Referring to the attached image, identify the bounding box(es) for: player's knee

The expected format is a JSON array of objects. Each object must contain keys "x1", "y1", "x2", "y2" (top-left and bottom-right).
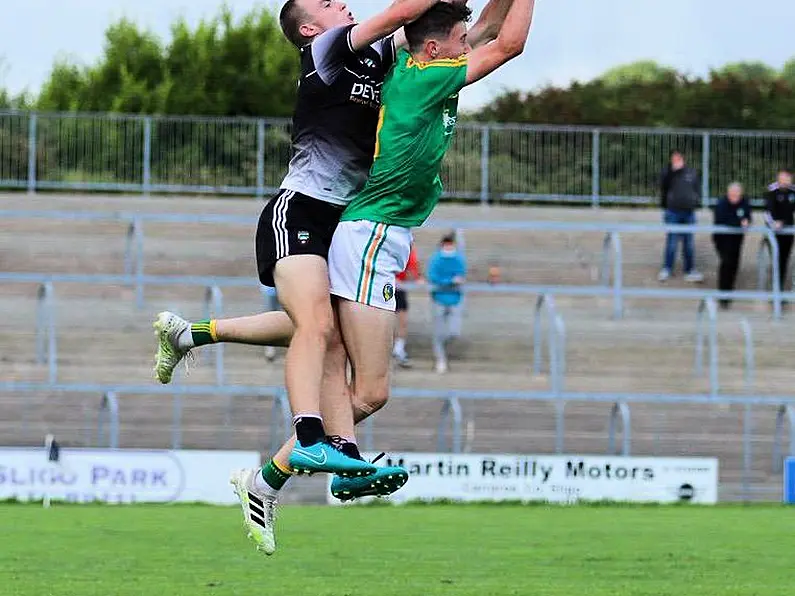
[
  {"x1": 355, "y1": 381, "x2": 390, "y2": 415},
  {"x1": 293, "y1": 303, "x2": 335, "y2": 345}
]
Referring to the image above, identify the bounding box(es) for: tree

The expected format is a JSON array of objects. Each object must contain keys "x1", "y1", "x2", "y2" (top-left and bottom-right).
[
  {"x1": 715, "y1": 61, "x2": 778, "y2": 83},
  {"x1": 599, "y1": 60, "x2": 678, "y2": 86},
  {"x1": 782, "y1": 57, "x2": 795, "y2": 88},
  {"x1": 473, "y1": 60, "x2": 795, "y2": 131},
  {"x1": 35, "y1": 6, "x2": 299, "y2": 117}
]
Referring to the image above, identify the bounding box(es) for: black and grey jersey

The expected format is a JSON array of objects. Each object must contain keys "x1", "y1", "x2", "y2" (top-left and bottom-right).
[
  {"x1": 764, "y1": 182, "x2": 795, "y2": 227},
  {"x1": 280, "y1": 25, "x2": 396, "y2": 206}
]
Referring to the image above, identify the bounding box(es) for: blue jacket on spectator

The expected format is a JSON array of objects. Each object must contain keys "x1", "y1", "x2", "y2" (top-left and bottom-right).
[{"x1": 428, "y1": 249, "x2": 467, "y2": 307}]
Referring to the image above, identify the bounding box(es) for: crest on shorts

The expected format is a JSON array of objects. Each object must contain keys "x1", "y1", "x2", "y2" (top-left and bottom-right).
[
  {"x1": 297, "y1": 231, "x2": 310, "y2": 245},
  {"x1": 383, "y1": 283, "x2": 394, "y2": 302}
]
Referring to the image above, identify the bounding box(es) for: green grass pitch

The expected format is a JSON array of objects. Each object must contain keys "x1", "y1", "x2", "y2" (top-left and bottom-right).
[{"x1": 1, "y1": 503, "x2": 792, "y2": 596}]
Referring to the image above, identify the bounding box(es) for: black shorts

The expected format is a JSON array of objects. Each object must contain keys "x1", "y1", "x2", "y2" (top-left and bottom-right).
[
  {"x1": 395, "y1": 288, "x2": 408, "y2": 311},
  {"x1": 256, "y1": 189, "x2": 343, "y2": 287}
]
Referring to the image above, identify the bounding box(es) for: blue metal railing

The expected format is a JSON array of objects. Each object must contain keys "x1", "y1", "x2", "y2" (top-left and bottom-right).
[{"x1": 2, "y1": 208, "x2": 792, "y2": 317}]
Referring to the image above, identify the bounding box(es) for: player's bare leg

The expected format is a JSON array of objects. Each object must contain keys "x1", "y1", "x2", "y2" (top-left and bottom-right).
[
  {"x1": 270, "y1": 255, "x2": 374, "y2": 476},
  {"x1": 329, "y1": 299, "x2": 408, "y2": 500},
  {"x1": 153, "y1": 310, "x2": 293, "y2": 384}
]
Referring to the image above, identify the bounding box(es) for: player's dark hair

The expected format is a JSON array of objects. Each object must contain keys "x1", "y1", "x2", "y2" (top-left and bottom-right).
[
  {"x1": 669, "y1": 149, "x2": 683, "y2": 159},
  {"x1": 440, "y1": 232, "x2": 457, "y2": 245},
  {"x1": 280, "y1": 0, "x2": 313, "y2": 48},
  {"x1": 779, "y1": 168, "x2": 792, "y2": 175},
  {"x1": 404, "y1": 3, "x2": 473, "y2": 54}
]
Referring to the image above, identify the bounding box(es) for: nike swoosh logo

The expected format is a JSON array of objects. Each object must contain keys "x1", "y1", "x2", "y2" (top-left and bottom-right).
[{"x1": 294, "y1": 448, "x2": 327, "y2": 466}]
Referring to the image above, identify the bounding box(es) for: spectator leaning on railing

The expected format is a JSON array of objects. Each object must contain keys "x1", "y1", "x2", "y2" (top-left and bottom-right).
[
  {"x1": 764, "y1": 168, "x2": 795, "y2": 293},
  {"x1": 712, "y1": 182, "x2": 751, "y2": 310},
  {"x1": 658, "y1": 150, "x2": 704, "y2": 283},
  {"x1": 427, "y1": 233, "x2": 467, "y2": 375}
]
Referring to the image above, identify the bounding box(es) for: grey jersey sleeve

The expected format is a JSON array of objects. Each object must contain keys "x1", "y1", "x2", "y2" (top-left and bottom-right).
[
  {"x1": 375, "y1": 36, "x2": 397, "y2": 72},
  {"x1": 310, "y1": 25, "x2": 356, "y2": 85}
]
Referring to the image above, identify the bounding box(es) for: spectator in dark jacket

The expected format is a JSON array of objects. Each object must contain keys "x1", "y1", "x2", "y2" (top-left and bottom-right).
[
  {"x1": 658, "y1": 150, "x2": 704, "y2": 283},
  {"x1": 764, "y1": 169, "x2": 795, "y2": 292},
  {"x1": 712, "y1": 182, "x2": 751, "y2": 309}
]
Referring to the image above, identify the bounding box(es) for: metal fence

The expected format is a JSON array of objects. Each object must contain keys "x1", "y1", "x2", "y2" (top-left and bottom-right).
[{"x1": 2, "y1": 110, "x2": 795, "y2": 205}]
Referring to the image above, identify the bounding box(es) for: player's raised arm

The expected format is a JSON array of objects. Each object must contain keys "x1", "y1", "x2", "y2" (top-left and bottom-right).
[
  {"x1": 350, "y1": 0, "x2": 444, "y2": 50},
  {"x1": 465, "y1": 0, "x2": 534, "y2": 85},
  {"x1": 467, "y1": 0, "x2": 515, "y2": 49}
]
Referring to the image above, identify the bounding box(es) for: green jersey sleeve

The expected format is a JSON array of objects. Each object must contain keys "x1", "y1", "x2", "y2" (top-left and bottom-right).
[{"x1": 403, "y1": 54, "x2": 468, "y2": 106}]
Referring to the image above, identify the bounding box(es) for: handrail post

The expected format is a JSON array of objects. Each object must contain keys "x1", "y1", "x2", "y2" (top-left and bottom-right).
[
  {"x1": 97, "y1": 391, "x2": 120, "y2": 449},
  {"x1": 555, "y1": 400, "x2": 566, "y2": 454},
  {"x1": 123, "y1": 221, "x2": 136, "y2": 277},
  {"x1": 600, "y1": 232, "x2": 613, "y2": 287},
  {"x1": 599, "y1": 232, "x2": 624, "y2": 319},
  {"x1": 204, "y1": 285, "x2": 225, "y2": 386},
  {"x1": 533, "y1": 294, "x2": 565, "y2": 396},
  {"x1": 612, "y1": 233, "x2": 623, "y2": 320},
  {"x1": 133, "y1": 217, "x2": 145, "y2": 309},
  {"x1": 437, "y1": 396, "x2": 462, "y2": 453},
  {"x1": 36, "y1": 282, "x2": 57, "y2": 384},
  {"x1": 740, "y1": 318, "x2": 755, "y2": 391},
  {"x1": 757, "y1": 236, "x2": 771, "y2": 292},
  {"x1": 608, "y1": 402, "x2": 631, "y2": 455},
  {"x1": 773, "y1": 405, "x2": 795, "y2": 474},
  {"x1": 694, "y1": 298, "x2": 719, "y2": 397},
  {"x1": 766, "y1": 229, "x2": 782, "y2": 319}
]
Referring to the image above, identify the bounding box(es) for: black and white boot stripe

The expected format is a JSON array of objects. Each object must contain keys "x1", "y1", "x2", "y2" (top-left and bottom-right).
[{"x1": 248, "y1": 491, "x2": 267, "y2": 529}]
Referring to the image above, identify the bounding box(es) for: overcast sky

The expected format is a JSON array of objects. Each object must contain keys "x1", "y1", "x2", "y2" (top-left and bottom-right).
[{"x1": 2, "y1": 0, "x2": 794, "y2": 109}]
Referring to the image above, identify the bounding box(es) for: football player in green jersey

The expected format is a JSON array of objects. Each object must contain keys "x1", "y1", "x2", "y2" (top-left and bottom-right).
[{"x1": 326, "y1": 0, "x2": 536, "y2": 457}]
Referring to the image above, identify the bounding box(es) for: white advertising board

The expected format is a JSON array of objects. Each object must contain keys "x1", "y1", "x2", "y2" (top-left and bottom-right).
[
  {"x1": 0, "y1": 448, "x2": 260, "y2": 504},
  {"x1": 328, "y1": 453, "x2": 719, "y2": 505}
]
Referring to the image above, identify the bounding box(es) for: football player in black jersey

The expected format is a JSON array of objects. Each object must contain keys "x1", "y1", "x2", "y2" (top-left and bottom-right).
[{"x1": 152, "y1": 0, "x2": 513, "y2": 555}]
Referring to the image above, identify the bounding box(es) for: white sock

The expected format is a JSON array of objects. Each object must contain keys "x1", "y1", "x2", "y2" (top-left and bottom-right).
[
  {"x1": 253, "y1": 469, "x2": 281, "y2": 498},
  {"x1": 176, "y1": 327, "x2": 195, "y2": 350},
  {"x1": 394, "y1": 338, "x2": 406, "y2": 356},
  {"x1": 292, "y1": 414, "x2": 322, "y2": 424}
]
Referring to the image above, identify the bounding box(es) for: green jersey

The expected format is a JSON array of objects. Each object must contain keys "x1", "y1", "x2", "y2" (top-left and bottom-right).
[{"x1": 340, "y1": 49, "x2": 468, "y2": 228}]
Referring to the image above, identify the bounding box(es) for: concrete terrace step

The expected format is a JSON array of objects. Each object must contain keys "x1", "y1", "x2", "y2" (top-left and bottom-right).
[{"x1": 2, "y1": 193, "x2": 794, "y2": 500}]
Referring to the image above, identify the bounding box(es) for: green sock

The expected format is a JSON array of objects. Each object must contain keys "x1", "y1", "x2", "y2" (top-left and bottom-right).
[
  {"x1": 261, "y1": 459, "x2": 292, "y2": 491},
  {"x1": 190, "y1": 320, "x2": 217, "y2": 347}
]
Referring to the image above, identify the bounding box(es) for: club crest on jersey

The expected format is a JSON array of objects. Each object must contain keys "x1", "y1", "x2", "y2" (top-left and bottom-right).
[
  {"x1": 297, "y1": 231, "x2": 310, "y2": 245},
  {"x1": 383, "y1": 283, "x2": 395, "y2": 302},
  {"x1": 442, "y1": 109, "x2": 457, "y2": 136},
  {"x1": 359, "y1": 57, "x2": 376, "y2": 69}
]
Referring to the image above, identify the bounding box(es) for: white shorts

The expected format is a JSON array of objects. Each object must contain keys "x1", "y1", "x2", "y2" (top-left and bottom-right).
[{"x1": 329, "y1": 220, "x2": 412, "y2": 312}]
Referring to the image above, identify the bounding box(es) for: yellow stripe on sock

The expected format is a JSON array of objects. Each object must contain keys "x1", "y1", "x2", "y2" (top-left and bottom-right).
[
  {"x1": 209, "y1": 320, "x2": 218, "y2": 342},
  {"x1": 273, "y1": 458, "x2": 293, "y2": 475}
]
